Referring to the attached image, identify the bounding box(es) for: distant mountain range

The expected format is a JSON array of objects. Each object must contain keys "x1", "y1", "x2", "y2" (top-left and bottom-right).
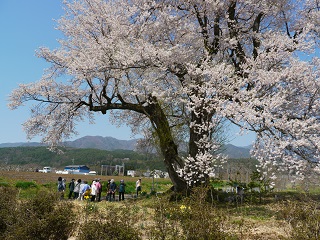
[
  {"x1": 0, "y1": 136, "x2": 137, "y2": 150},
  {"x1": 0, "y1": 136, "x2": 251, "y2": 159},
  {"x1": 219, "y1": 144, "x2": 251, "y2": 159},
  {"x1": 64, "y1": 136, "x2": 138, "y2": 151}
]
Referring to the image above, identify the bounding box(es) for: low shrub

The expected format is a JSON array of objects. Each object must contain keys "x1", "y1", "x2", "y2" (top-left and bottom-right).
[
  {"x1": 278, "y1": 200, "x2": 320, "y2": 239},
  {"x1": 2, "y1": 190, "x2": 75, "y2": 240},
  {"x1": 78, "y1": 205, "x2": 141, "y2": 240},
  {"x1": 0, "y1": 187, "x2": 19, "y2": 237},
  {"x1": 147, "y1": 198, "x2": 181, "y2": 240},
  {"x1": 147, "y1": 187, "x2": 234, "y2": 240},
  {"x1": 83, "y1": 201, "x2": 98, "y2": 214},
  {"x1": 78, "y1": 218, "x2": 141, "y2": 240},
  {"x1": 0, "y1": 182, "x2": 10, "y2": 187},
  {"x1": 42, "y1": 182, "x2": 56, "y2": 189},
  {"x1": 15, "y1": 181, "x2": 38, "y2": 189}
]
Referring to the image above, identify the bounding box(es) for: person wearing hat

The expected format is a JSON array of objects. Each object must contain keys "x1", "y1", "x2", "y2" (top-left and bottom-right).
[
  {"x1": 118, "y1": 179, "x2": 126, "y2": 201},
  {"x1": 68, "y1": 178, "x2": 75, "y2": 199},
  {"x1": 107, "y1": 179, "x2": 117, "y2": 201}
]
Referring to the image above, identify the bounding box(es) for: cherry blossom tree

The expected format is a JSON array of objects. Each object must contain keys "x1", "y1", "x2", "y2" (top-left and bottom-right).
[{"x1": 9, "y1": 0, "x2": 319, "y2": 192}]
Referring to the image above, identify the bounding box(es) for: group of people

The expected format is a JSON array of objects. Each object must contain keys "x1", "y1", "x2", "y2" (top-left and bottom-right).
[{"x1": 57, "y1": 177, "x2": 142, "y2": 202}]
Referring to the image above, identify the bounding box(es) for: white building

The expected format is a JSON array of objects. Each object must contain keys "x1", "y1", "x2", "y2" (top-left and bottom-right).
[{"x1": 127, "y1": 170, "x2": 136, "y2": 177}]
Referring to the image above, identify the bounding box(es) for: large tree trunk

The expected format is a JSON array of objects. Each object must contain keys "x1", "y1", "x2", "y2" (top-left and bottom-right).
[
  {"x1": 145, "y1": 98, "x2": 188, "y2": 192},
  {"x1": 91, "y1": 96, "x2": 188, "y2": 192},
  {"x1": 189, "y1": 110, "x2": 213, "y2": 156},
  {"x1": 188, "y1": 107, "x2": 213, "y2": 187}
]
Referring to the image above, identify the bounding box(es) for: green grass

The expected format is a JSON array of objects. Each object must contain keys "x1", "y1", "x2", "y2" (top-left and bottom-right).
[
  {"x1": 0, "y1": 182, "x2": 10, "y2": 187},
  {"x1": 15, "y1": 181, "x2": 38, "y2": 189},
  {"x1": 235, "y1": 205, "x2": 276, "y2": 221}
]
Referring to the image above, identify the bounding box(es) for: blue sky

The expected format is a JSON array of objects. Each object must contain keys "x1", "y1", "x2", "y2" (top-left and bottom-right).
[{"x1": 0, "y1": 0, "x2": 255, "y2": 146}]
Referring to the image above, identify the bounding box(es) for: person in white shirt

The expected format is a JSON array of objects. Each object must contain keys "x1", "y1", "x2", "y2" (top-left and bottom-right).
[
  {"x1": 136, "y1": 178, "x2": 141, "y2": 197},
  {"x1": 73, "y1": 179, "x2": 81, "y2": 199},
  {"x1": 90, "y1": 180, "x2": 97, "y2": 202}
]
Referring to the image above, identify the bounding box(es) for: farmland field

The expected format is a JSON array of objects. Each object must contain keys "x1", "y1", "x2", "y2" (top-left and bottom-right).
[
  {"x1": 0, "y1": 170, "x2": 149, "y2": 184},
  {"x1": 0, "y1": 170, "x2": 172, "y2": 195}
]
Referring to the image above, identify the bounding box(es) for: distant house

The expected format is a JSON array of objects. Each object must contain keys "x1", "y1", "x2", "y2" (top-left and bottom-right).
[
  {"x1": 127, "y1": 170, "x2": 136, "y2": 177},
  {"x1": 64, "y1": 165, "x2": 90, "y2": 174},
  {"x1": 144, "y1": 170, "x2": 168, "y2": 178}
]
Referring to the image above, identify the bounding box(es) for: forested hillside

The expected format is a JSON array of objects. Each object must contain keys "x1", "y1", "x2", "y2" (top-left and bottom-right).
[
  {"x1": 0, "y1": 146, "x2": 258, "y2": 180},
  {"x1": 0, "y1": 147, "x2": 165, "y2": 172}
]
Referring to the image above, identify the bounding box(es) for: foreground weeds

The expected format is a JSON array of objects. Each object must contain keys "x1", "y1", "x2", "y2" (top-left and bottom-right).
[
  {"x1": 78, "y1": 204, "x2": 142, "y2": 240},
  {"x1": 0, "y1": 187, "x2": 75, "y2": 240},
  {"x1": 147, "y1": 187, "x2": 233, "y2": 240},
  {"x1": 277, "y1": 199, "x2": 320, "y2": 239},
  {"x1": 2, "y1": 184, "x2": 320, "y2": 239}
]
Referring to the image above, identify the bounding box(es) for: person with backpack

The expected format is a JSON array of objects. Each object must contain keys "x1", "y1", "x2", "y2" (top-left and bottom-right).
[
  {"x1": 68, "y1": 178, "x2": 75, "y2": 199},
  {"x1": 118, "y1": 179, "x2": 126, "y2": 201},
  {"x1": 57, "y1": 176, "x2": 65, "y2": 199}
]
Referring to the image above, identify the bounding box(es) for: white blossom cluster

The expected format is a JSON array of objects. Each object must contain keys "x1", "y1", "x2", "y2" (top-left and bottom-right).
[
  {"x1": 8, "y1": 0, "x2": 320, "y2": 186},
  {"x1": 179, "y1": 116, "x2": 227, "y2": 186}
]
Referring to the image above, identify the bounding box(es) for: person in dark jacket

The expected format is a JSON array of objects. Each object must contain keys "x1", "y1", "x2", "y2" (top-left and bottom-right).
[
  {"x1": 68, "y1": 178, "x2": 75, "y2": 199},
  {"x1": 58, "y1": 177, "x2": 64, "y2": 191},
  {"x1": 118, "y1": 179, "x2": 126, "y2": 201},
  {"x1": 107, "y1": 179, "x2": 117, "y2": 201},
  {"x1": 106, "y1": 179, "x2": 111, "y2": 201}
]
